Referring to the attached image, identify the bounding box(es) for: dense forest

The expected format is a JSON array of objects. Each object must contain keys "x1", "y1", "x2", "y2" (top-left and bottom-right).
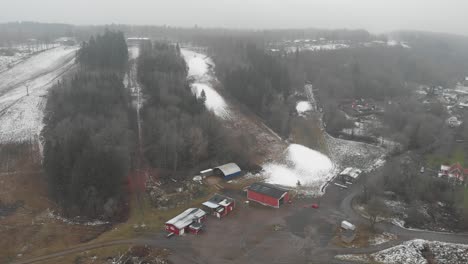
[
  {"x1": 206, "y1": 41, "x2": 293, "y2": 137},
  {"x1": 137, "y1": 41, "x2": 252, "y2": 175},
  {"x1": 77, "y1": 30, "x2": 128, "y2": 71},
  {"x1": 42, "y1": 31, "x2": 132, "y2": 219}
]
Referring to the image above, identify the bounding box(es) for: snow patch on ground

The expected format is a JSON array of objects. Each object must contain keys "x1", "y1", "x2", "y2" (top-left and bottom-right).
[
  {"x1": 337, "y1": 239, "x2": 468, "y2": 264},
  {"x1": 263, "y1": 144, "x2": 336, "y2": 193},
  {"x1": 296, "y1": 101, "x2": 312, "y2": 116},
  {"x1": 369, "y1": 232, "x2": 397, "y2": 246},
  {"x1": 373, "y1": 239, "x2": 468, "y2": 264},
  {"x1": 181, "y1": 48, "x2": 231, "y2": 119},
  {"x1": 326, "y1": 134, "x2": 386, "y2": 172}
]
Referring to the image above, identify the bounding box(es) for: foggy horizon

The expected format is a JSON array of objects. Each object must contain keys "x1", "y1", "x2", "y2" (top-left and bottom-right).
[{"x1": 2, "y1": 0, "x2": 468, "y2": 36}]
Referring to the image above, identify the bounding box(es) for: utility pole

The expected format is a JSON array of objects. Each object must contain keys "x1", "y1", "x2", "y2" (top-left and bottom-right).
[{"x1": 26, "y1": 83, "x2": 29, "y2": 96}]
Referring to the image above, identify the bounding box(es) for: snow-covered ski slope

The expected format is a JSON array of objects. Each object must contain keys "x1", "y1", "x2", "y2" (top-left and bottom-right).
[
  {"x1": 0, "y1": 46, "x2": 77, "y2": 143},
  {"x1": 181, "y1": 49, "x2": 230, "y2": 119}
]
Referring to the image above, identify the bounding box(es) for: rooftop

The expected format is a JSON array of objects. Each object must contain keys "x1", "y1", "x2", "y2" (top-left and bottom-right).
[
  {"x1": 166, "y1": 208, "x2": 206, "y2": 229},
  {"x1": 339, "y1": 167, "x2": 362, "y2": 179},
  {"x1": 202, "y1": 193, "x2": 234, "y2": 209},
  {"x1": 248, "y1": 182, "x2": 288, "y2": 199},
  {"x1": 214, "y1": 163, "x2": 241, "y2": 176}
]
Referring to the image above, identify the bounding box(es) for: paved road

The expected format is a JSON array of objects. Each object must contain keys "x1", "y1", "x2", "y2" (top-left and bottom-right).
[{"x1": 340, "y1": 183, "x2": 468, "y2": 245}]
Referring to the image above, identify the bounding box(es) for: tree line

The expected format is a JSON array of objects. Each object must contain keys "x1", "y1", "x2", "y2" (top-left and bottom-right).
[
  {"x1": 210, "y1": 41, "x2": 292, "y2": 137},
  {"x1": 42, "y1": 31, "x2": 133, "y2": 219},
  {"x1": 137, "y1": 41, "x2": 253, "y2": 177},
  {"x1": 77, "y1": 30, "x2": 128, "y2": 72}
]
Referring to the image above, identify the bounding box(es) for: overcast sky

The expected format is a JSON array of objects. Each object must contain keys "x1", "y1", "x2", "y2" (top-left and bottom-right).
[{"x1": 2, "y1": 0, "x2": 468, "y2": 35}]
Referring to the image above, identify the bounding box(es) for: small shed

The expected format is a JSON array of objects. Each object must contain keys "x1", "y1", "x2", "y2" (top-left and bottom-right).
[
  {"x1": 165, "y1": 208, "x2": 207, "y2": 235},
  {"x1": 202, "y1": 194, "x2": 235, "y2": 218},
  {"x1": 213, "y1": 163, "x2": 242, "y2": 180},
  {"x1": 247, "y1": 182, "x2": 289, "y2": 208},
  {"x1": 200, "y1": 168, "x2": 213, "y2": 177},
  {"x1": 339, "y1": 167, "x2": 362, "y2": 183}
]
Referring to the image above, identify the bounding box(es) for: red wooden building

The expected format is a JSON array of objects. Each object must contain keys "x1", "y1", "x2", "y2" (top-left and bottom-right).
[
  {"x1": 165, "y1": 208, "x2": 207, "y2": 235},
  {"x1": 202, "y1": 194, "x2": 235, "y2": 218},
  {"x1": 247, "y1": 182, "x2": 289, "y2": 208}
]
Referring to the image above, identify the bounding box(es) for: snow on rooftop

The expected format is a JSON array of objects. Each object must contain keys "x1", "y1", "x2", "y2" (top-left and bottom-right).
[
  {"x1": 181, "y1": 48, "x2": 231, "y2": 119},
  {"x1": 166, "y1": 208, "x2": 206, "y2": 229},
  {"x1": 296, "y1": 101, "x2": 312, "y2": 116},
  {"x1": 263, "y1": 144, "x2": 335, "y2": 193}
]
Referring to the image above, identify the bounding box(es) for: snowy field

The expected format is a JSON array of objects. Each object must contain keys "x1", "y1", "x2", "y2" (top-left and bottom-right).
[
  {"x1": 181, "y1": 48, "x2": 231, "y2": 119},
  {"x1": 336, "y1": 239, "x2": 468, "y2": 264},
  {"x1": 0, "y1": 44, "x2": 60, "y2": 72},
  {"x1": 263, "y1": 144, "x2": 336, "y2": 193},
  {"x1": 0, "y1": 46, "x2": 77, "y2": 143}
]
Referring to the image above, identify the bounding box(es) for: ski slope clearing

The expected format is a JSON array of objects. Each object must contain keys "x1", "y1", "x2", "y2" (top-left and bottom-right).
[
  {"x1": 0, "y1": 46, "x2": 77, "y2": 143},
  {"x1": 263, "y1": 144, "x2": 336, "y2": 193},
  {"x1": 336, "y1": 239, "x2": 468, "y2": 264},
  {"x1": 296, "y1": 101, "x2": 312, "y2": 116},
  {"x1": 181, "y1": 49, "x2": 231, "y2": 119},
  {"x1": 191, "y1": 83, "x2": 230, "y2": 118},
  {"x1": 0, "y1": 47, "x2": 75, "y2": 97}
]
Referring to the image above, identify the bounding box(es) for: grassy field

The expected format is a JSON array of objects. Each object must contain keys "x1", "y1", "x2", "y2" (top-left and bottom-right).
[
  {"x1": 94, "y1": 189, "x2": 215, "y2": 243},
  {"x1": 426, "y1": 147, "x2": 466, "y2": 168}
]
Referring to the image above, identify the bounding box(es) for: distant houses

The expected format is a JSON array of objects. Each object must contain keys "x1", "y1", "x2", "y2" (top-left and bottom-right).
[
  {"x1": 54, "y1": 37, "x2": 76, "y2": 46},
  {"x1": 446, "y1": 116, "x2": 462, "y2": 128},
  {"x1": 438, "y1": 163, "x2": 468, "y2": 184}
]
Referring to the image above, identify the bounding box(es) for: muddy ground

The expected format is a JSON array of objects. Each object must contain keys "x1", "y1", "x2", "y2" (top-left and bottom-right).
[{"x1": 164, "y1": 183, "x2": 350, "y2": 264}]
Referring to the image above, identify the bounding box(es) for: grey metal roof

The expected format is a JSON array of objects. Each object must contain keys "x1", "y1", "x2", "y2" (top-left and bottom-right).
[
  {"x1": 209, "y1": 193, "x2": 234, "y2": 204},
  {"x1": 214, "y1": 163, "x2": 241, "y2": 176},
  {"x1": 248, "y1": 182, "x2": 288, "y2": 199},
  {"x1": 166, "y1": 208, "x2": 206, "y2": 229}
]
